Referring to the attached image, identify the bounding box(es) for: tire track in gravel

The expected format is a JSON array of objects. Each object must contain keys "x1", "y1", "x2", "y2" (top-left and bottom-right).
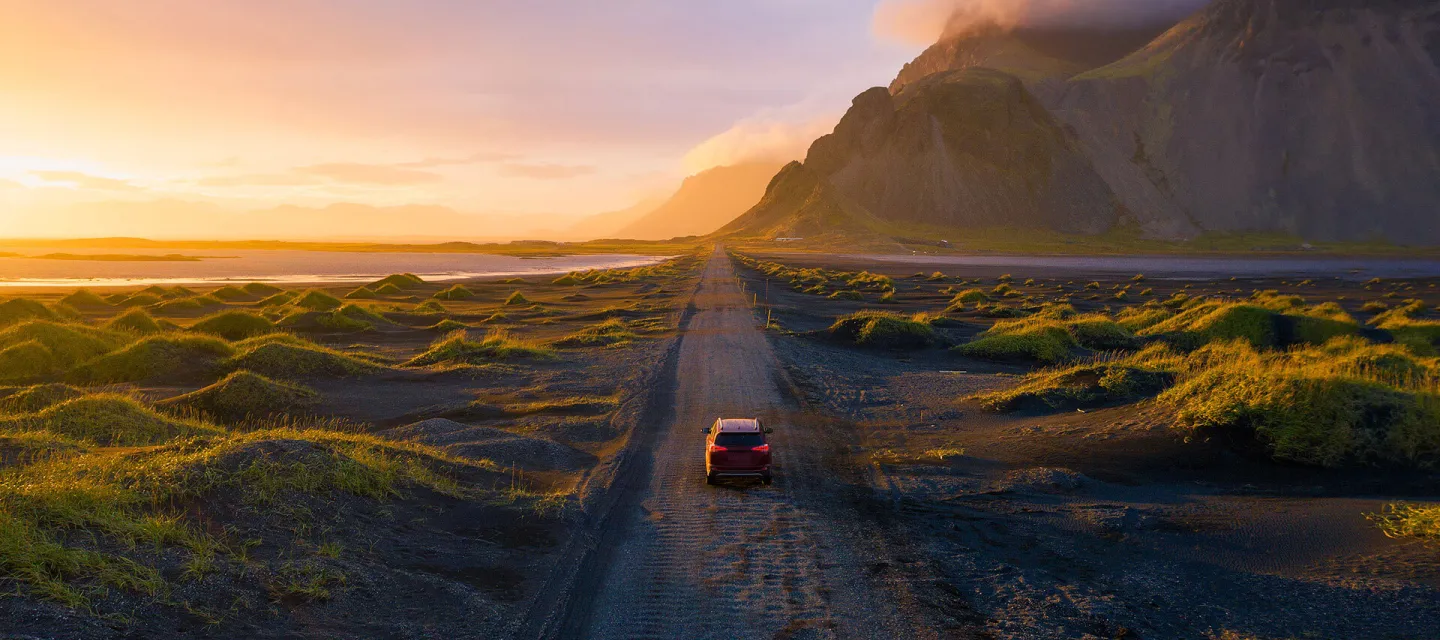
[{"x1": 555, "y1": 247, "x2": 917, "y2": 639}]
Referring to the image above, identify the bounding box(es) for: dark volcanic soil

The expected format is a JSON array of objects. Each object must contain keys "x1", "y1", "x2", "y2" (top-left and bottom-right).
[{"x1": 731, "y1": 251, "x2": 1440, "y2": 639}]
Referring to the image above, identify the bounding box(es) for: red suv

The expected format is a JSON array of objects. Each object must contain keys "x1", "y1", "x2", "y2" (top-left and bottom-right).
[{"x1": 703, "y1": 418, "x2": 773, "y2": 485}]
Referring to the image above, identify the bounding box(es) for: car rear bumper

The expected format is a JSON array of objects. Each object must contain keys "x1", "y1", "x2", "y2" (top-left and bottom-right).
[{"x1": 708, "y1": 465, "x2": 770, "y2": 477}]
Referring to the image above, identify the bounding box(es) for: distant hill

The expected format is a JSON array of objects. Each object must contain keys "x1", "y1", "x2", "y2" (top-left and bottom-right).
[
  {"x1": 614, "y1": 163, "x2": 785, "y2": 240},
  {"x1": 564, "y1": 195, "x2": 671, "y2": 241},
  {"x1": 726, "y1": 0, "x2": 1440, "y2": 245}
]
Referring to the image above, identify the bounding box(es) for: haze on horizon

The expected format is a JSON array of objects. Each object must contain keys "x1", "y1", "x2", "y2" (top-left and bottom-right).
[{"x1": 0, "y1": 0, "x2": 939, "y2": 242}]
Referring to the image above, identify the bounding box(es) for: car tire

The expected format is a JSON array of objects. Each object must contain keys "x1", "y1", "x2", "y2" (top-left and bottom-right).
[
  {"x1": 761, "y1": 474, "x2": 772, "y2": 486},
  {"x1": 705, "y1": 474, "x2": 716, "y2": 486}
]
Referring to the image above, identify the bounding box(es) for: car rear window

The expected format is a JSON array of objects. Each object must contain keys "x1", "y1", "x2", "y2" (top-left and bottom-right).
[{"x1": 714, "y1": 432, "x2": 765, "y2": 448}]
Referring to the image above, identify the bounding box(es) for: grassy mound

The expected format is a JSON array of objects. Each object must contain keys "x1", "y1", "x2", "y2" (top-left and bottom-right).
[
  {"x1": 503, "y1": 291, "x2": 531, "y2": 306},
  {"x1": 106, "y1": 308, "x2": 163, "y2": 334},
  {"x1": 0, "y1": 431, "x2": 84, "y2": 468},
  {"x1": 210, "y1": 285, "x2": 250, "y2": 301},
  {"x1": 226, "y1": 340, "x2": 382, "y2": 378},
  {"x1": 973, "y1": 350, "x2": 1178, "y2": 412},
  {"x1": 373, "y1": 283, "x2": 403, "y2": 295},
  {"x1": 0, "y1": 321, "x2": 126, "y2": 369},
  {"x1": 433, "y1": 284, "x2": 474, "y2": 301},
  {"x1": 242, "y1": 282, "x2": 283, "y2": 296},
  {"x1": 345, "y1": 286, "x2": 378, "y2": 300},
  {"x1": 191, "y1": 310, "x2": 277, "y2": 340},
  {"x1": 1116, "y1": 307, "x2": 1173, "y2": 332},
  {"x1": 956, "y1": 322, "x2": 1075, "y2": 363},
  {"x1": 1161, "y1": 341, "x2": 1440, "y2": 467},
  {"x1": 554, "y1": 318, "x2": 637, "y2": 348},
  {"x1": 276, "y1": 306, "x2": 375, "y2": 333},
  {"x1": 60, "y1": 289, "x2": 109, "y2": 309},
  {"x1": 407, "y1": 330, "x2": 554, "y2": 366},
  {"x1": 290, "y1": 289, "x2": 343, "y2": 311},
  {"x1": 69, "y1": 334, "x2": 235, "y2": 384},
  {"x1": 117, "y1": 293, "x2": 164, "y2": 308},
  {"x1": 149, "y1": 295, "x2": 225, "y2": 315},
  {"x1": 1066, "y1": 316, "x2": 1139, "y2": 351},
  {"x1": 827, "y1": 311, "x2": 937, "y2": 349},
  {"x1": 552, "y1": 274, "x2": 584, "y2": 286},
  {"x1": 159, "y1": 371, "x2": 319, "y2": 421},
  {"x1": 256, "y1": 291, "x2": 298, "y2": 307},
  {"x1": 0, "y1": 384, "x2": 87, "y2": 413},
  {"x1": 827, "y1": 290, "x2": 863, "y2": 301},
  {"x1": 0, "y1": 298, "x2": 58, "y2": 328},
  {"x1": 414, "y1": 300, "x2": 447, "y2": 315},
  {"x1": 427, "y1": 318, "x2": 469, "y2": 332},
  {"x1": 1, "y1": 394, "x2": 222, "y2": 446},
  {"x1": 0, "y1": 342, "x2": 59, "y2": 381},
  {"x1": 371, "y1": 273, "x2": 425, "y2": 290},
  {"x1": 0, "y1": 427, "x2": 491, "y2": 609}
]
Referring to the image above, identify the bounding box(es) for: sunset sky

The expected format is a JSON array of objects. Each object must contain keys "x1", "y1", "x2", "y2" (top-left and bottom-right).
[{"x1": 0, "y1": 0, "x2": 933, "y2": 239}]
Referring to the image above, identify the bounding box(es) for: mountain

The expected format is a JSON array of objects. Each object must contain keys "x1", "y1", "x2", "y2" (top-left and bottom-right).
[
  {"x1": 727, "y1": 0, "x2": 1440, "y2": 245},
  {"x1": 614, "y1": 163, "x2": 786, "y2": 240},
  {"x1": 1052, "y1": 0, "x2": 1440, "y2": 243},
  {"x1": 564, "y1": 194, "x2": 671, "y2": 241},
  {"x1": 890, "y1": 24, "x2": 1174, "y2": 93},
  {"x1": 723, "y1": 69, "x2": 1121, "y2": 238}
]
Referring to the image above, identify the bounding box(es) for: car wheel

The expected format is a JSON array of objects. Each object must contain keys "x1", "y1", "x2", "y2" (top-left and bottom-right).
[
  {"x1": 705, "y1": 474, "x2": 716, "y2": 486},
  {"x1": 761, "y1": 474, "x2": 772, "y2": 486}
]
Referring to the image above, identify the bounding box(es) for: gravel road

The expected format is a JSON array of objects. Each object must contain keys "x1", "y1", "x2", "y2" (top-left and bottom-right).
[{"x1": 528, "y1": 248, "x2": 934, "y2": 639}]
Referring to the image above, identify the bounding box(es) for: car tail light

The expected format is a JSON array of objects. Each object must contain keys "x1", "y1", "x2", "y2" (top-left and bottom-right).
[
  {"x1": 752, "y1": 444, "x2": 769, "y2": 453},
  {"x1": 709, "y1": 444, "x2": 728, "y2": 452}
]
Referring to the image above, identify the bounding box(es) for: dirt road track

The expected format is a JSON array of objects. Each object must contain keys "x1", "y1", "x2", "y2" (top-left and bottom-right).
[{"x1": 518, "y1": 248, "x2": 950, "y2": 639}]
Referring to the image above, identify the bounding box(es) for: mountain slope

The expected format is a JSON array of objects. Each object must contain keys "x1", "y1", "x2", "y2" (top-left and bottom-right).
[
  {"x1": 723, "y1": 69, "x2": 1120, "y2": 239},
  {"x1": 564, "y1": 194, "x2": 670, "y2": 241},
  {"x1": 615, "y1": 163, "x2": 785, "y2": 240},
  {"x1": 1053, "y1": 0, "x2": 1440, "y2": 242}
]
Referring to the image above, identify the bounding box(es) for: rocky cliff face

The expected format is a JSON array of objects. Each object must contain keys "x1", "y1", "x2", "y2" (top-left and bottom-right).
[
  {"x1": 728, "y1": 0, "x2": 1440, "y2": 245},
  {"x1": 1055, "y1": 0, "x2": 1440, "y2": 242}
]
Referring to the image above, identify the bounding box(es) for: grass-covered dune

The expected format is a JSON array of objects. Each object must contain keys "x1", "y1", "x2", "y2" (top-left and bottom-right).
[
  {"x1": 159, "y1": 370, "x2": 319, "y2": 422},
  {"x1": 827, "y1": 311, "x2": 937, "y2": 349},
  {"x1": 973, "y1": 337, "x2": 1440, "y2": 467}
]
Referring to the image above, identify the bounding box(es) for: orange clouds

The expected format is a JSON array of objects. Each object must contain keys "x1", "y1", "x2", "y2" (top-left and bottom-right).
[{"x1": 683, "y1": 112, "x2": 838, "y2": 174}]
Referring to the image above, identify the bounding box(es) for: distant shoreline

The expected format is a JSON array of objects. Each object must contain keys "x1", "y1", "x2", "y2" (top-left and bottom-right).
[{"x1": 15, "y1": 253, "x2": 226, "y2": 262}]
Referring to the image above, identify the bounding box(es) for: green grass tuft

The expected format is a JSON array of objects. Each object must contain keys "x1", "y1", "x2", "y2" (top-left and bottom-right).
[
  {"x1": 191, "y1": 310, "x2": 277, "y2": 341},
  {"x1": 105, "y1": 308, "x2": 163, "y2": 335},
  {"x1": 554, "y1": 318, "x2": 638, "y2": 348},
  {"x1": 503, "y1": 291, "x2": 531, "y2": 306},
  {"x1": 1368, "y1": 503, "x2": 1440, "y2": 540},
  {"x1": 1, "y1": 394, "x2": 223, "y2": 446},
  {"x1": 432, "y1": 284, "x2": 475, "y2": 301},
  {"x1": 159, "y1": 370, "x2": 318, "y2": 422},
  {"x1": 59, "y1": 289, "x2": 109, "y2": 309},
  {"x1": 370, "y1": 273, "x2": 425, "y2": 290},
  {"x1": 225, "y1": 339, "x2": 382, "y2": 379},
  {"x1": 290, "y1": 290, "x2": 343, "y2": 311},
  {"x1": 0, "y1": 384, "x2": 87, "y2": 413},
  {"x1": 0, "y1": 299, "x2": 59, "y2": 328},
  {"x1": 0, "y1": 342, "x2": 60, "y2": 381},
  {"x1": 344, "y1": 286, "x2": 378, "y2": 300},
  {"x1": 407, "y1": 329, "x2": 554, "y2": 366},
  {"x1": 68, "y1": 334, "x2": 235, "y2": 384},
  {"x1": 828, "y1": 311, "x2": 937, "y2": 349},
  {"x1": 551, "y1": 274, "x2": 584, "y2": 286}
]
